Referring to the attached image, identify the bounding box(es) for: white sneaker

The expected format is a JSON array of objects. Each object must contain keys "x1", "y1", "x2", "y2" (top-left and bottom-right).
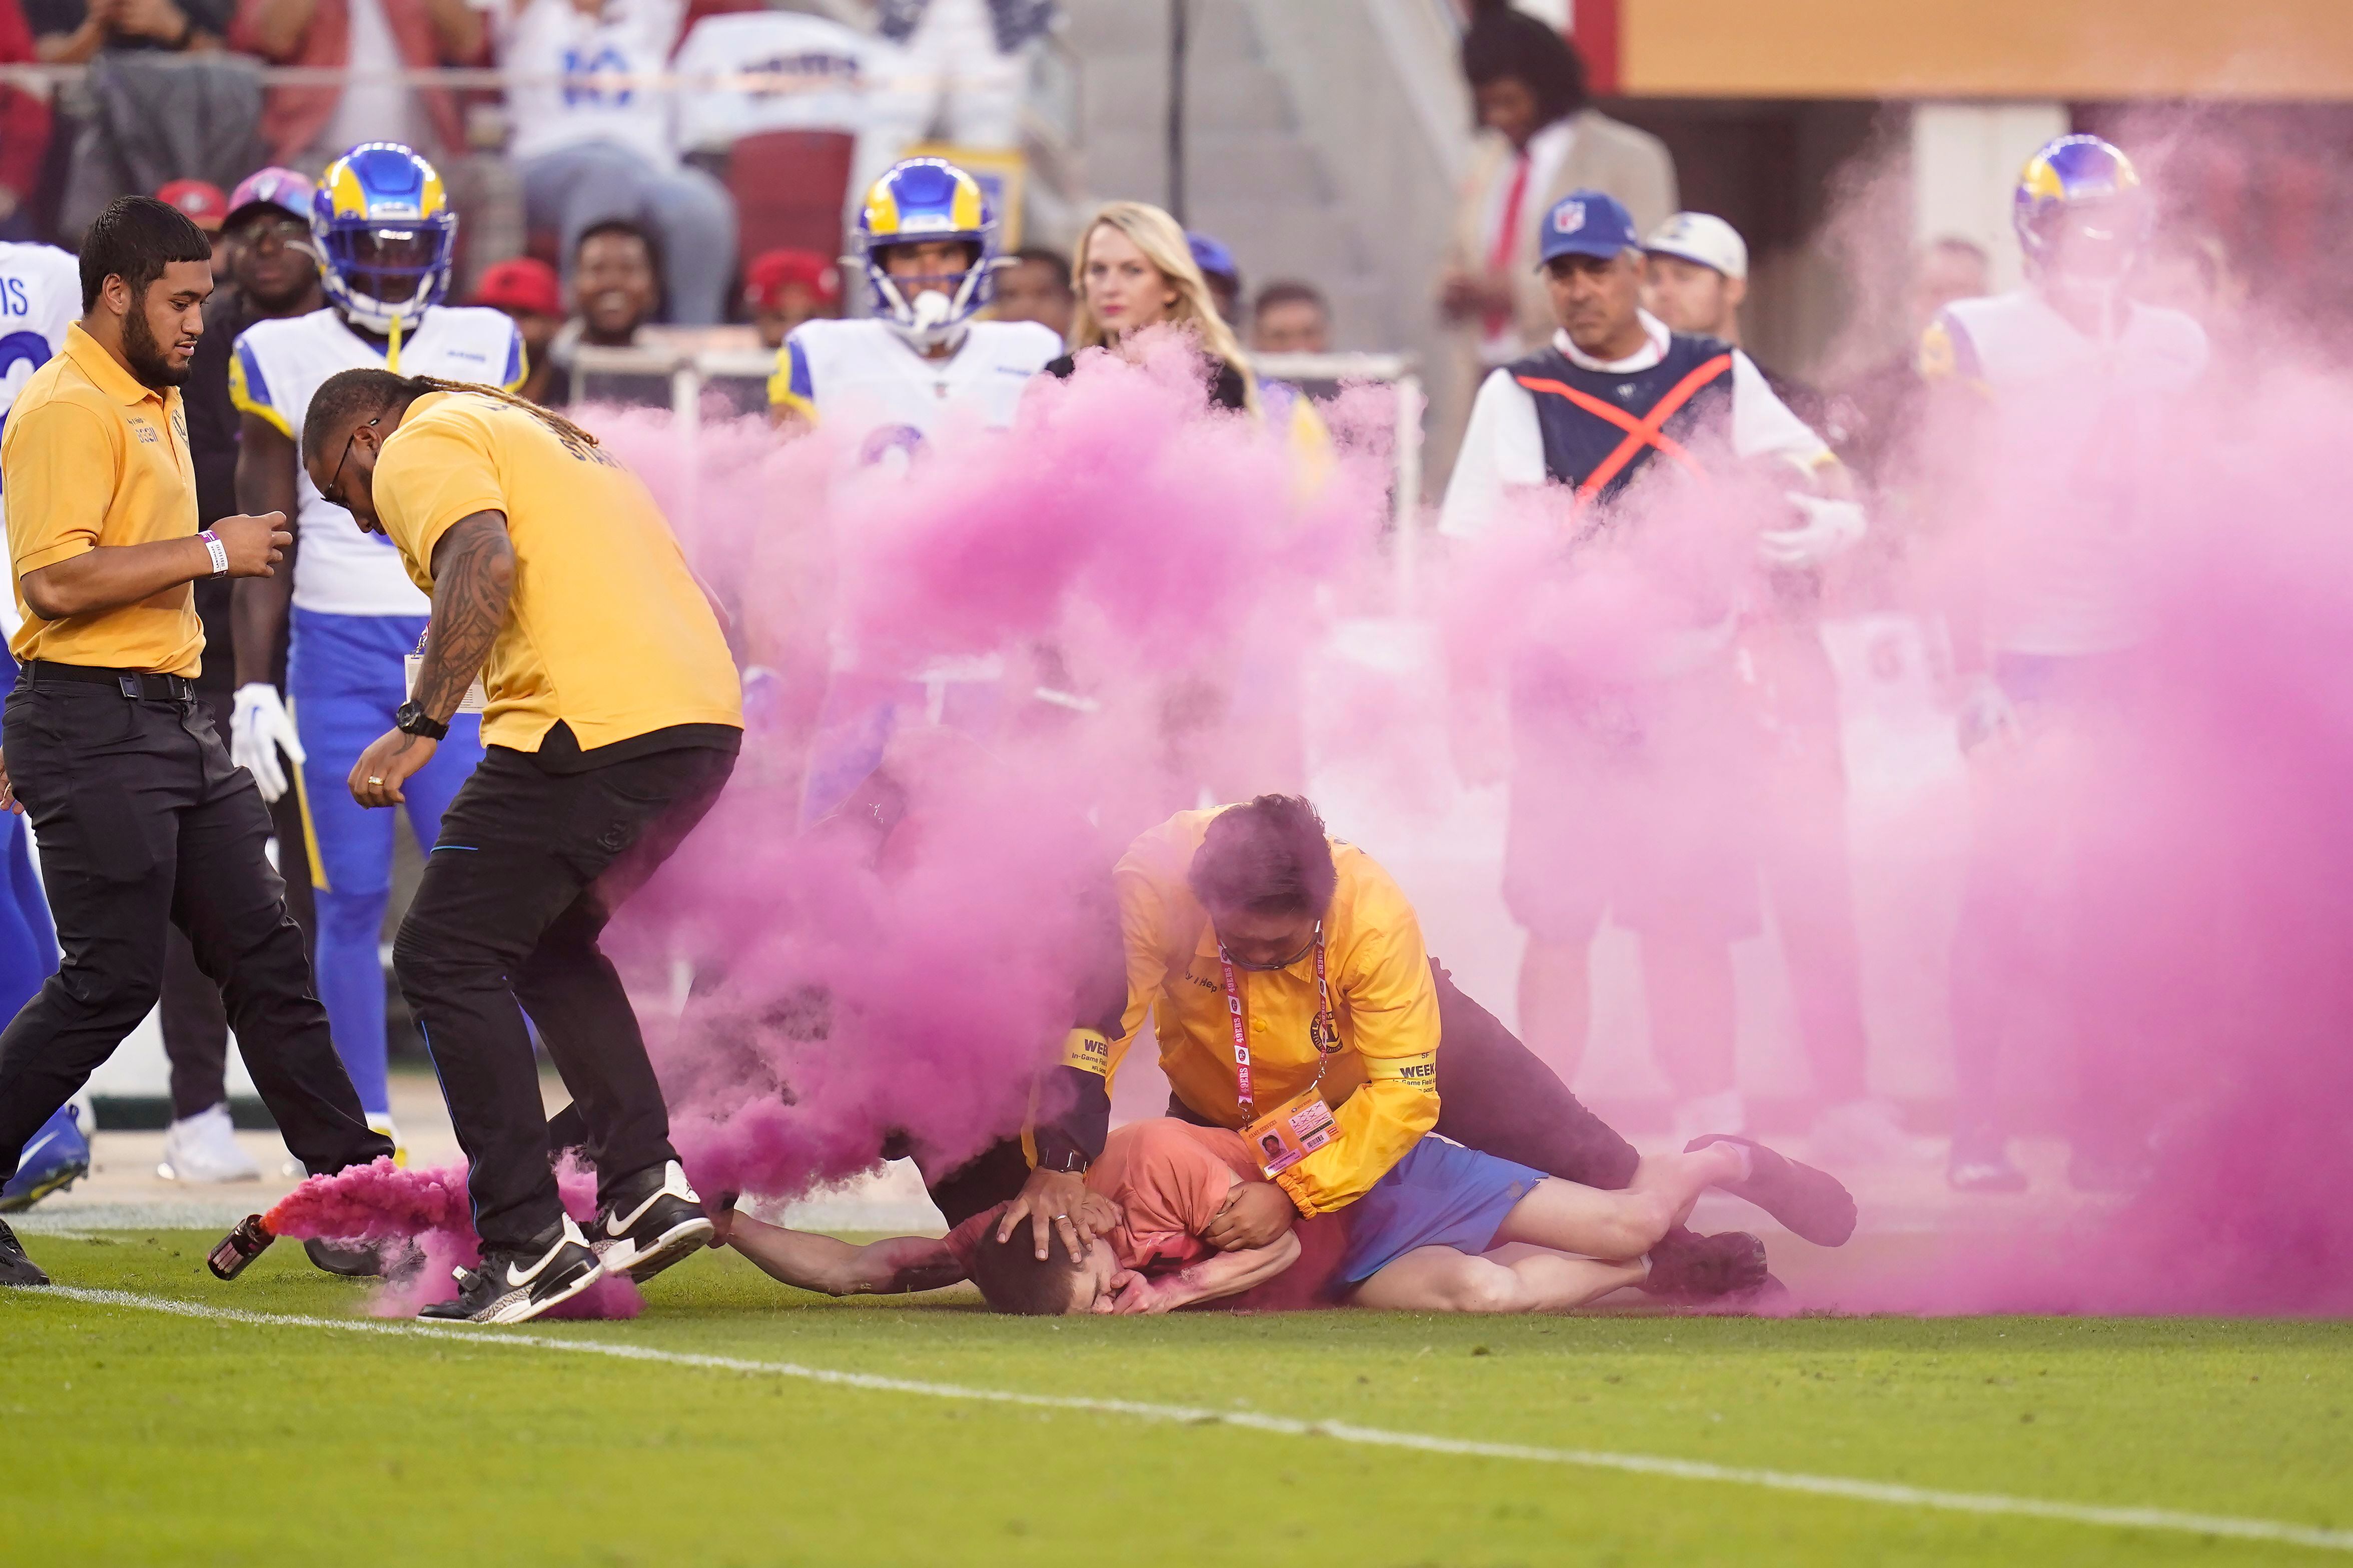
[
  {"x1": 157, "y1": 1103, "x2": 261, "y2": 1184},
  {"x1": 1672, "y1": 1089, "x2": 1748, "y2": 1150},
  {"x1": 1810, "y1": 1098, "x2": 1938, "y2": 1166}
]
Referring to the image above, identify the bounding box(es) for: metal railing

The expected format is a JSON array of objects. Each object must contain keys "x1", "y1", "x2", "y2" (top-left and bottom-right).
[{"x1": 563, "y1": 342, "x2": 1427, "y2": 583}]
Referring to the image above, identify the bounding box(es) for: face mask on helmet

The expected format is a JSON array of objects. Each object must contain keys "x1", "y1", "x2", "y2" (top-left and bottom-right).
[
  {"x1": 869, "y1": 241, "x2": 990, "y2": 345},
  {"x1": 334, "y1": 227, "x2": 443, "y2": 311},
  {"x1": 314, "y1": 144, "x2": 458, "y2": 338},
  {"x1": 854, "y1": 159, "x2": 1000, "y2": 350}
]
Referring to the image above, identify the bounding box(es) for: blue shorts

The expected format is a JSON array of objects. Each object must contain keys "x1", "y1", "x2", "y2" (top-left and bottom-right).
[{"x1": 1337, "y1": 1136, "x2": 1548, "y2": 1284}]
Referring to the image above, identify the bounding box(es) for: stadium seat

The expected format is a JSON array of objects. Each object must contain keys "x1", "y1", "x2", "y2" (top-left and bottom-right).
[{"x1": 725, "y1": 130, "x2": 856, "y2": 275}]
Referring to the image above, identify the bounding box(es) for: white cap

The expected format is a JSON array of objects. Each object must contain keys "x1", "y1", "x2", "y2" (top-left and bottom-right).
[{"x1": 1644, "y1": 212, "x2": 1748, "y2": 281}]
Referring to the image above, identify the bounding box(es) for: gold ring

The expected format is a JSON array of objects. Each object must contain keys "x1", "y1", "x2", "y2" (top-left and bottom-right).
[{"x1": 366, "y1": 776, "x2": 383, "y2": 785}]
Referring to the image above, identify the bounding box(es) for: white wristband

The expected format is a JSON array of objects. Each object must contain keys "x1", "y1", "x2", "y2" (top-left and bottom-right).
[{"x1": 198, "y1": 529, "x2": 229, "y2": 578}]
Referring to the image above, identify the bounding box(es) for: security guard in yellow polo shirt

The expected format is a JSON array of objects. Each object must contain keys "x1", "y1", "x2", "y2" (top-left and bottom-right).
[
  {"x1": 0, "y1": 198, "x2": 392, "y2": 1291},
  {"x1": 300, "y1": 366, "x2": 742, "y2": 1324},
  {"x1": 1086, "y1": 795, "x2": 1850, "y2": 1284},
  {"x1": 1109, "y1": 796, "x2": 1443, "y2": 1243}
]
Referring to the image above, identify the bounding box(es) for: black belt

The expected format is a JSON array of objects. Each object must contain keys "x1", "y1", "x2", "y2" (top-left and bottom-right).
[{"x1": 23, "y1": 661, "x2": 198, "y2": 702}]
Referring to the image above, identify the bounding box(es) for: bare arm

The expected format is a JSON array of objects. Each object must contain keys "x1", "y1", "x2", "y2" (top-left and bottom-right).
[
  {"x1": 231, "y1": 412, "x2": 299, "y2": 687},
  {"x1": 412, "y1": 510, "x2": 514, "y2": 723},
  {"x1": 724, "y1": 1215, "x2": 967, "y2": 1296},
  {"x1": 421, "y1": 0, "x2": 483, "y2": 59},
  {"x1": 240, "y1": 0, "x2": 318, "y2": 57},
  {"x1": 34, "y1": 12, "x2": 108, "y2": 61},
  {"x1": 20, "y1": 512, "x2": 287, "y2": 622},
  {"x1": 1109, "y1": 1231, "x2": 1301, "y2": 1314}
]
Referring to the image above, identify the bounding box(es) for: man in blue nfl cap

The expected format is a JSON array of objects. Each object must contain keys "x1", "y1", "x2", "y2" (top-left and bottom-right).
[{"x1": 1438, "y1": 188, "x2": 1868, "y2": 1155}]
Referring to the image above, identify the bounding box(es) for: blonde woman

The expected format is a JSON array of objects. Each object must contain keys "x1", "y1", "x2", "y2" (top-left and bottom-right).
[{"x1": 1045, "y1": 201, "x2": 1257, "y2": 414}]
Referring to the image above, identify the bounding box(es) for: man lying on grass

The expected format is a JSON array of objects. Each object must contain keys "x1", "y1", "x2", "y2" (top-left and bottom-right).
[{"x1": 713, "y1": 1113, "x2": 1820, "y2": 1314}]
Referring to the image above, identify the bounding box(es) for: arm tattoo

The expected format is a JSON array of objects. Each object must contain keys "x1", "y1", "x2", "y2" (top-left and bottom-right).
[{"x1": 416, "y1": 511, "x2": 515, "y2": 724}]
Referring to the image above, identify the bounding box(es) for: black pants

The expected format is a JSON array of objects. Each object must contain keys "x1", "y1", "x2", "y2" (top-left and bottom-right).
[
  {"x1": 397, "y1": 741, "x2": 735, "y2": 1251},
  {"x1": 0, "y1": 673, "x2": 390, "y2": 1182},
  {"x1": 161, "y1": 688, "x2": 319, "y2": 1119},
  {"x1": 1168, "y1": 958, "x2": 1645, "y2": 1191}
]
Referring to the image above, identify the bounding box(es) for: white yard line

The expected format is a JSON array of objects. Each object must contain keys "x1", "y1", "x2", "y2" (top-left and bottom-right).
[{"x1": 18, "y1": 1285, "x2": 2352, "y2": 1553}]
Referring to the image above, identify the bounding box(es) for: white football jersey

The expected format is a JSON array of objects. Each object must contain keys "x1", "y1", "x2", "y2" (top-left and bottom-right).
[
  {"x1": 0, "y1": 243, "x2": 84, "y2": 637},
  {"x1": 0, "y1": 242, "x2": 81, "y2": 440},
  {"x1": 770, "y1": 317, "x2": 1060, "y2": 461},
  {"x1": 1926, "y1": 289, "x2": 2207, "y2": 657},
  {"x1": 231, "y1": 305, "x2": 524, "y2": 617},
  {"x1": 772, "y1": 317, "x2": 1059, "y2": 679}
]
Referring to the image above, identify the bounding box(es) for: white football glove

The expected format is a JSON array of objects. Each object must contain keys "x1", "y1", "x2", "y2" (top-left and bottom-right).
[
  {"x1": 230, "y1": 682, "x2": 306, "y2": 802},
  {"x1": 1758, "y1": 492, "x2": 1867, "y2": 568},
  {"x1": 1953, "y1": 671, "x2": 2022, "y2": 753}
]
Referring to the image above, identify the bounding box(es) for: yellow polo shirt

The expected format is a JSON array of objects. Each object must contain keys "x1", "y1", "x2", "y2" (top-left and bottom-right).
[
  {"x1": 1, "y1": 323, "x2": 204, "y2": 675},
  {"x1": 1108, "y1": 808, "x2": 1441, "y2": 1216},
  {"x1": 371, "y1": 391, "x2": 741, "y2": 754}
]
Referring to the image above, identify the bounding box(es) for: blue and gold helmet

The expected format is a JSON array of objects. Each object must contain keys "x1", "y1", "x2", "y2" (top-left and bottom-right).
[
  {"x1": 2014, "y1": 134, "x2": 2149, "y2": 281},
  {"x1": 852, "y1": 157, "x2": 998, "y2": 347},
  {"x1": 313, "y1": 142, "x2": 458, "y2": 338}
]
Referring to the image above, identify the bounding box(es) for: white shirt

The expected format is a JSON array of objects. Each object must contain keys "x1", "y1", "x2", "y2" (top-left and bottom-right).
[
  {"x1": 502, "y1": 0, "x2": 683, "y2": 168},
  {"x1": 1476, "y1": 118, "x2": 1576, "y2": 366},
  {"x1": 231, "y1": 305, "x2": 525, "y2": 617},
  {"x1": 1439, "y1": 310, "x2": 1830, "y2": 540},
  {"x1": 670, "y1": 11, "x2": 874, "y2": 154},
  {"x1": 319, "y1": 0, "x2": 424, "y2": 159},
  {"x1": 0, "y1": 243, "x2": 85, "y2": 637},
  {"x1": 1931, "y1": 289, "x2": 2206, "y2": 659}
]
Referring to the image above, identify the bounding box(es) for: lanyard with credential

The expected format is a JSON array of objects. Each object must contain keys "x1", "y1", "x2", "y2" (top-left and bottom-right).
[{"x1": 1217, "y1": 923, "x2": 1341, "y2": 1120}]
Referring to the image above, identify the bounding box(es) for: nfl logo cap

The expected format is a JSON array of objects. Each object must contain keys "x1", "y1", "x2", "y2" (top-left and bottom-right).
[
  {"x1": 1538, "y1": 190, "x2": 1643, "y2": 267},
  {"x1": 1644, "y1": 211, "x2": 1749, "y2": 281}
]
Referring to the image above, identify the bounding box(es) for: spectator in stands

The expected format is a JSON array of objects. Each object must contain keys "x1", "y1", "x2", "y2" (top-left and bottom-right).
[
  {"x1": 500, "y1": 0, "x2": 736, "y2": 326},
  {"x1": 543, "y1": 218, "x2": 669, "y2": 407},
  {"x1": 744, "y1": 248, "x2": 839, "y2": 351},
  {"x1": 27, "y1": 0, "x2": 232, "y2": 58},
  {"x1": 155, "y1": 178, "x2": 228, "y2": 280},
  {"x1": 168, "y1": 167, "x2": 320, "y2": 1183},
  {"x1": 472, "y1": 255, "x2": 567, "y2": 405},
  {"x1": 1188, "y1": 231, "x2": 1242, "y2": 325},
  {"x1": 0, "y1": 0, "x2": 49, "y2": 241},
  {"x1": 991, "y1": 244, "x2": 1072, "y2": 339},
  {"x1": 1432, "y1": 0, "x2": 1675, "y2": 489},
  {"x1": 230, "y1": 0, "x2": 486, "y2": 171},
  {"x1": 1250, "y1": 279, "x2": 1329, "y2": 355}
]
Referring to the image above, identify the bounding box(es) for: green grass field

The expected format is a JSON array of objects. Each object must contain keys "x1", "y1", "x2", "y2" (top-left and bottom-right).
[{"x1": 6, "y1": 1229, "x2": 2350, "y2": 1567}]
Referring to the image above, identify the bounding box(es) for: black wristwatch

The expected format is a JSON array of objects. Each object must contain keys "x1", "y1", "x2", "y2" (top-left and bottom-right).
[{"x1": 394, "y1": 700, "x2": 449, "y2": 741}]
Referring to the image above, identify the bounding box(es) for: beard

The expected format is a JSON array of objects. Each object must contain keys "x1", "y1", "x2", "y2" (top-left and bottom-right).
[{"x1": 122, "y1": 297, "x2": 190, "y2": 389}]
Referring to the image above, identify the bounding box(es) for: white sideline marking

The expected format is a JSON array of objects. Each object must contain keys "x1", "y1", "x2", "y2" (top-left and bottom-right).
[{"x1": 21, "y1": 1285, "x2": 2353, "y2": 1553}]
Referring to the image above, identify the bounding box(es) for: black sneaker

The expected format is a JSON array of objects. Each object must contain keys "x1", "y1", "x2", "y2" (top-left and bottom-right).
[
  {"x1": 1641, "y1": 1227, "x2": 1769, "y2": 1301},
  {"x1": 1948, "y1": 1125, "x2": 2029, "y2": 1193},
  {"x1": 1686, "y1": 1133, "x2": 1859, "y2": 1247},
  {"x1": 0, "y1": 1218, "x2": 48, "y2": 1287},
  {"x1": 591, "y1": 1160, "x2": 714, "y2": 1283},
  {"x1": 304, "y1": 1237, "x2": 387, "y2": 1278},
  {"x1": 418, "y1": 1216, "x2": 602, "y2": 1324}
]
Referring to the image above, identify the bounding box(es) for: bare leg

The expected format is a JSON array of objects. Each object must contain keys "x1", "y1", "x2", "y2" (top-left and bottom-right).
[
  {"x1": 1517, "y1": 934, "x2": 1592, "y2": 1081},
  {"x1": 1350, "y1": 1242, "x2": 1646, "y2": 1313},
  {"x1": 1491, "y1": 1146, "x2": 1749, "y2": 1261}
]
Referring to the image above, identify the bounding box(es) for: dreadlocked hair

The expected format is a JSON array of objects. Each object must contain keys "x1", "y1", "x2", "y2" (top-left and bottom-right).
[{"x1": 302, "y1": 368, "x2": 601, "y2": 466}]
